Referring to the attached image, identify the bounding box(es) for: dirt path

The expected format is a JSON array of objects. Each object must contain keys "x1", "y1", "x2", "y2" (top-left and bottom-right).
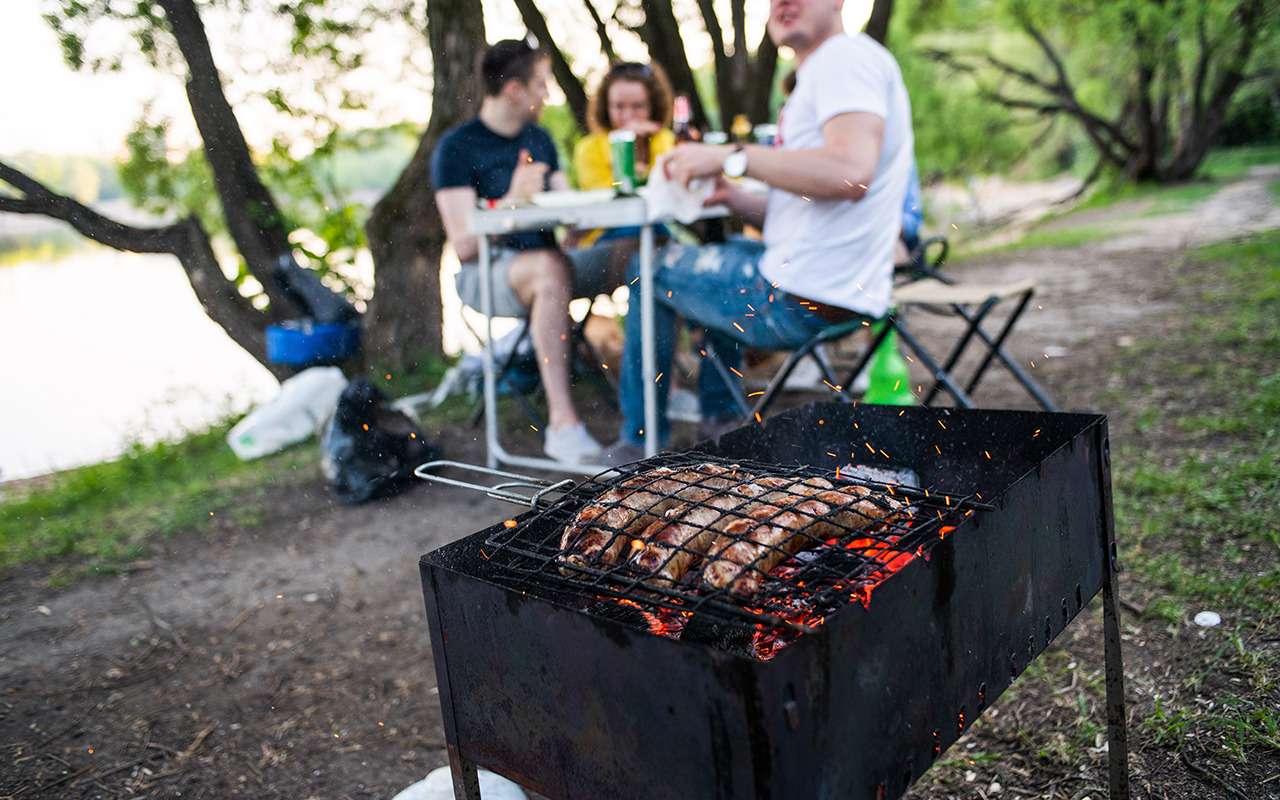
[{"x1": 1, "y1": 168, "x2": 1276, "y2": 799}]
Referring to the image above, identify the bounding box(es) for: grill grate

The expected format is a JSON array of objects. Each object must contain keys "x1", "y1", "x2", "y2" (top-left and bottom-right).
[{"x1": 481, "y1": 453, "x2": 989, "y2": 657}]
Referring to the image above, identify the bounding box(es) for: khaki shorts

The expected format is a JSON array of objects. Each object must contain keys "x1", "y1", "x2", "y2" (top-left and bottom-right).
[{"x1": 457, "y1": 243, "x2": 618, "y2": 318}]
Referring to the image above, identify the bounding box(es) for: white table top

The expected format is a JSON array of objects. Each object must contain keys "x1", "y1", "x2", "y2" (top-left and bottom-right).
[{"x1": 471, "y1": 193, "x2": 728, "y2": 235}]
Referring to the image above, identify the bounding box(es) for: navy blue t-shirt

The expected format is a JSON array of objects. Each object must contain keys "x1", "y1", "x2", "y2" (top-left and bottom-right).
[{"x1": 430, "y1": 117, "x2": 559, "y2": 252}]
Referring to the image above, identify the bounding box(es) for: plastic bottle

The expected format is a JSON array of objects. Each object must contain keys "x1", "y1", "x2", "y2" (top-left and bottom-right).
[{"x1": 862, "y1": 323, "x2": 916, "y2": 406}]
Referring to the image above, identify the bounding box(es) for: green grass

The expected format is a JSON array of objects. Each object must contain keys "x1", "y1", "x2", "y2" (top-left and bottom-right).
[
  {"x1": 0, "y1": 422, "x2": 314, "y2": 576},
  {"x1": 1198, "y1": 143, "x2": 1280, "y2": 181},
  {"x1": 1109, "y1": 229, "x2": 1280, "y2": 764},
  {"x1": 1269, "y1": 179, "x2": 1280, "y2": 205},
  {"x1": 1073, "y1": 178, "x2": 1223, "y2": 217}
]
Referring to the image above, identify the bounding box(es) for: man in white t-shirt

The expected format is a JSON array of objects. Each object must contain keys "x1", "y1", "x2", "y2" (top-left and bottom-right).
[{"x1": 606, "y1": 0, "x2": 914, "y2": 460}]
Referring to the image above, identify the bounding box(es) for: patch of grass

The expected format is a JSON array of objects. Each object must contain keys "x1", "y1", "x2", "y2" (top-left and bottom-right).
[
  {"x1": 1199, "y1": 143, "x2": 1280, "y2": 181},
  {"x1": 1108, "y1": 229, "x2": 1280, "y2": 764},
  {"x1": 1269, "y1": 179, "x2": 1280, "y2": 205},
  {"x1": 957, "y1": 224, "x2": 1117, "y2": 260},
  {"x1": 0, "y1": 422, "x2": 315, "y2": 576},
  {"x1": 1074, "y1": 178, "x2": 1222, "y2": 217}
]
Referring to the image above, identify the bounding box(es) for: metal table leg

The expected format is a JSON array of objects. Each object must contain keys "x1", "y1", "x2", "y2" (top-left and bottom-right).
[
  {"x1": 479, "y1": 234, "x2": 499, "y2": 470},
  {"x1": 640, "y1": 223, "x2": 658, "y2": 457}
]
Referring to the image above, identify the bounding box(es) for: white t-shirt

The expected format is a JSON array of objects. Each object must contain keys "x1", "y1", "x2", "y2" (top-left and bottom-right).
[{"x1": 760, "y1": 33, "x2": 914, "y2": 318}]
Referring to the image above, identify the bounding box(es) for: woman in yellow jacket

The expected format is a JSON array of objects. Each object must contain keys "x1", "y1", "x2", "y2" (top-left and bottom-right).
[{"x1": 574, "y1": 62, "x2": 676, "y2": 204}]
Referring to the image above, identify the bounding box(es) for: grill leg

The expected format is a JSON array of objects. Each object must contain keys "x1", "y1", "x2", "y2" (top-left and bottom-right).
[
  {"x1": 447, "y1": 747, "x2": 482, "y2": 800},
  {"x1": 1097, "y1": 427, "x2": 1131, "y2": 800}
]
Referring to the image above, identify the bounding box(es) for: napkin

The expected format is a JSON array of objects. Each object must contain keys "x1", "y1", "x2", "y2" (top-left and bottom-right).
[{"x1": 640, "y1": 154, "x2": 714, "y2": 224}]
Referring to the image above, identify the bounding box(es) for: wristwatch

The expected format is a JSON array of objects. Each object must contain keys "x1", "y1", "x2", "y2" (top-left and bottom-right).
[{"x1": 723, "y1": 145, "x2": 748, "y2": 179}]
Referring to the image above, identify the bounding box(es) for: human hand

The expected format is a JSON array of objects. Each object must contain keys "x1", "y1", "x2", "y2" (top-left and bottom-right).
[
  {"x1": 662, "y1": 143, "x2": 730, "y2": 188},
  {"x1": 703, "y1": 174, "x2": 741, "y2": 209},
  {"x1": 620, "y1": 119, "x2": 662, "y2": 137},
  {"x1": 504, "y1": 148, "x2": 549, "y2": 204}
]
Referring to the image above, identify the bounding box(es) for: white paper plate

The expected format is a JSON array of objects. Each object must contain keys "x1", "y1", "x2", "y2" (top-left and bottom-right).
[{"x1": 531, "y1": 189, "x2": 617, "y2": 208}]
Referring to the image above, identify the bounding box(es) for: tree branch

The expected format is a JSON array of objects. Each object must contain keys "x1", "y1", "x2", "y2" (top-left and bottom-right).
[
  {"x1": 157, "y1": 0, "x2": 299, "y2": 319},
  {"x1": 0, "y1": 159, "x2": 282, "y2": 376},
  {"x1": 581, "y1": 0, "x2": 617, "y2": 62},
  {"x1": 748, "y1": 26, "x2": 778, "y2": 123},
  {"x1": 513, "y1": 0, "x2": 589, "y2": 131}
]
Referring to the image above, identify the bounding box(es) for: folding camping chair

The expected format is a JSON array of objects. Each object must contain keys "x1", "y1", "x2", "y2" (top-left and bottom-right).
[
  {"x1": 699, "y1": 235, "x2": 1057, "y2": 420},
  {"x1": 463, "y1": 297, "x2": 618, "y2": 430}
]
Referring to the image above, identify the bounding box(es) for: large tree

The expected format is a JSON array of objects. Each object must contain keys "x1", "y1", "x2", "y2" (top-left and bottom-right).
[
  {"x1": 364, "y1": 0, "x2": 485, "y2": 371},
  {"x1": 927, "y1": 0, "x2": 1277, "y2": 181},
  {"x1": 2, "y1": 0, "x2": 484, "y2": 374}
]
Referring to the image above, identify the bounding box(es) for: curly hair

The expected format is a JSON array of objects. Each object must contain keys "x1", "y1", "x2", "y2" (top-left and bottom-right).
[{"x1": 588, "y1": 61, "x2": 674, "y2": 132}]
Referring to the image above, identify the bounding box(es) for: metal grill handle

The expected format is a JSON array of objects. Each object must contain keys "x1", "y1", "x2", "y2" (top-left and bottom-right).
[{"x1": 414, "y1": 460, "x2": 577, "y2": 508}]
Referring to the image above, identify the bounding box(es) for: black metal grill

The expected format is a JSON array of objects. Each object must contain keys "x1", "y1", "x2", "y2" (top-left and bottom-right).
[
  {"x1": 480, "y1": 452, "x2": 989, "y2": 656},
  {"x1": 418, "y1": 403, "x2": 1131, "y2": 800}
]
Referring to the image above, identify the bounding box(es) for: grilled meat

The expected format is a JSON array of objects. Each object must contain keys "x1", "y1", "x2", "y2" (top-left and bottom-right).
[
  {"x1": 629, "y1": 476, "x2": 771, "y2": 585},
  {"x1": 703, "y1": 480, "x2": 907, "y2": 598},
  {"x1": 559, "y1": 463, "x2": 748, "y2": 570}
]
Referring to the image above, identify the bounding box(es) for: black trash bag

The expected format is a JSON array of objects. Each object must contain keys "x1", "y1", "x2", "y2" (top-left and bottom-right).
[
  {"x1": 273, "y1": 255, "x2": 359, "y2": 324},
  {"x1": 321, "y1": 378, "x2": 438, "y2": 504}
]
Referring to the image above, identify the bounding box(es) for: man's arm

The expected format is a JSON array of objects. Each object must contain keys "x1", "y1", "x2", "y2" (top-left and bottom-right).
[
  {"x1": 667, "y1": 111, "x2": 885, "y2": 205},
  {"x1": 436, "y1": 186, "x2": 479, "y2": 263},
  {"x1": 548, "y1": 170, "x2": 570, "y2": 192}
]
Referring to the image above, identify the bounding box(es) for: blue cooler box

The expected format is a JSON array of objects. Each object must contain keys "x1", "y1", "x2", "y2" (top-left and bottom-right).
[{"x1": 266, "y1": 319, "x2": 360, "y2": 366}]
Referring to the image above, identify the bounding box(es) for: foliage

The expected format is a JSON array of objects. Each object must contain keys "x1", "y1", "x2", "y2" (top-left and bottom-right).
[
  {"x1": 0, "y1": 421, "x2": 314, "y2": 575},
  {"x1": 897, "y1": 46, "x2": 1027, "y2": 179},
  {"x1": 6, "y1": 152, "x2": 123, "y2": 203},
  {"x1": 917, "y1": 0, "x2": 1279, "y2": 181},
  {"x1": 116, "y1": 118, "x2": 424, "y2": 300}
]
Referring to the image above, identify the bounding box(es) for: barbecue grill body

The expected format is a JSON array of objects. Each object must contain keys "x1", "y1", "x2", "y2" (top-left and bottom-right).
[{"x1": 420, "y1": 404, "x2": 1115, "y2": 800}]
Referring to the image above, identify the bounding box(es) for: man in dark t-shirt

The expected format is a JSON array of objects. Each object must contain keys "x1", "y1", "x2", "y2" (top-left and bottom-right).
[{"x1": 432, "y1": 39, "x2": 623, "y2": 465}]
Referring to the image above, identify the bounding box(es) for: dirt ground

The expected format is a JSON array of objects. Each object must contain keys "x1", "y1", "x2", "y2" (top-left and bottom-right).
[{"x1": 2, "y1": 168, "x2": 1277, "y2": 799}]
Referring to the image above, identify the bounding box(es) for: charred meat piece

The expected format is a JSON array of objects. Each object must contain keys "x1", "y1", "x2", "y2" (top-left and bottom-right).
[
  {"x1": 629, "y1": 476, "x2": 771, "y2": 585},
  {"x1": 558, "y1": 463, "x2": 748, "y2": 570},
  {"x1": 703, "y1": 480, "x2": 907, "y2": 598}
]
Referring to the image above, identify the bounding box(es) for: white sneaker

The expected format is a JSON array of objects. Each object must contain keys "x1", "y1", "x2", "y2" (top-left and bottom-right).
[{"x1": 544, "y1": 423, "x2": 603, "y2": 464}]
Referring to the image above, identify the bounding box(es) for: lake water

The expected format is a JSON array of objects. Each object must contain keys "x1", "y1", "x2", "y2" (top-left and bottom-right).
[
  {"x1": 0, "y1": 245, "x2": 525, "y2": 482},
  {"x1": 0, "y1": 247, "x2": 280, "y2": 481}
]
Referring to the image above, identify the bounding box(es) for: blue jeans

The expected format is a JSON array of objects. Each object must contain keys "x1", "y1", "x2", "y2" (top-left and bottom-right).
[{"x1": 619, "y1": 237, "x2": 834, "y2": 446}]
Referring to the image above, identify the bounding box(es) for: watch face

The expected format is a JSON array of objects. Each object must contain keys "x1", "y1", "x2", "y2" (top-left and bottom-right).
[{"x1": 725, "y1": 150, "x2": 747, "y2": 178}]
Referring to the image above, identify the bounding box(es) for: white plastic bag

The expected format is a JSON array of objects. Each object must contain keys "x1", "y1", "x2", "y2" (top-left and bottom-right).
[
  {"x1": 391, "y1": 766, "x2": 527, "y2": 800},
  {"x1": 226, "y1": 366, "x2": 347, "y2": 460}
]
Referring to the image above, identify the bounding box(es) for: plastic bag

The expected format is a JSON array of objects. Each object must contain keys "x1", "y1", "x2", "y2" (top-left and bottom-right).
[
  {"x1": 272, "y1": 255, "x2": 359, "y2": 324},
  {"x1": 391, "y1": 766, "x2": 526, "y2": 800},
  {"x1": 227, "y1": 367, "x2": 348, "y2": 460},
  {"x1": 321, "y1": 378, "x2": 437, "y2": 504}
]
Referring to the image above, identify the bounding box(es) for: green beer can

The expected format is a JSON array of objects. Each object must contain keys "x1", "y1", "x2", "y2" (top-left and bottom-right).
[{"x1": 609, "y1": 130, "x2": 637, "y2": 194}]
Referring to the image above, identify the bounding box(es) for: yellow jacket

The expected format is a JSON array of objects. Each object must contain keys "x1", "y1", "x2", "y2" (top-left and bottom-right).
[{"x1": 573, "y1": 128, "x2": 677, "y2": 190}]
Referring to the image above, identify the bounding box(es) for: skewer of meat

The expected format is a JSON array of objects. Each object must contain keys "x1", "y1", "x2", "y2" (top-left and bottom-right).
[
  {"x1": 702, "y1": 480, "x2": 907, "y2": 598},
  {"x1": 558, "y1": 463, "x2": 746, "y2": 570}
]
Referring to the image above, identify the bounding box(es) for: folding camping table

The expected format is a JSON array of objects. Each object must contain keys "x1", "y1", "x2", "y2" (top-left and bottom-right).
[{"x1": 470, "y1": 194, "x2": 727, "y2": 475}]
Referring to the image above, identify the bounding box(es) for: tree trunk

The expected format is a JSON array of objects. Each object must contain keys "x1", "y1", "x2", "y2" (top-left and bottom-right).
[
  {"x1": 637, "y1": 0, "x2": 710, "y2": 130},
  {"x1": 515, "y1": 0, "x2": 589, "y2": 131},
  {"x1": 865, "y1": 0, "x2": 894, "y2": 46},
  {"x1": 157, "y1": 0, "x2": 302, "y2": 321},
  {"x1": 363, "y1": 0, "x2": 486, "y2": 372}
]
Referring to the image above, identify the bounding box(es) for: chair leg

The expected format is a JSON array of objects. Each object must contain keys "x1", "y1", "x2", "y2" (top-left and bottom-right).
[
  {"x1": 702, "y1": 335, "x2": 755, "y2": 419},
  {"x1": 751, "y1": 342, "x2": 822, "y2": 420},
  {"x1": 922, "y1": 297, "x2": 999, "y2": 405},
  {"x1": 892, "y1": 318, "x2": 975, "y2": 408},
  {"x1": 954, "y1": 291, "x2": 1057, "y2": 411}
]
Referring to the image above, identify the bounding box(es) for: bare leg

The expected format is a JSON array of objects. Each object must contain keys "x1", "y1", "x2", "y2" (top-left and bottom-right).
[{"x1": 508, "y1": 250, "x2": 579, "y2": 431}]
